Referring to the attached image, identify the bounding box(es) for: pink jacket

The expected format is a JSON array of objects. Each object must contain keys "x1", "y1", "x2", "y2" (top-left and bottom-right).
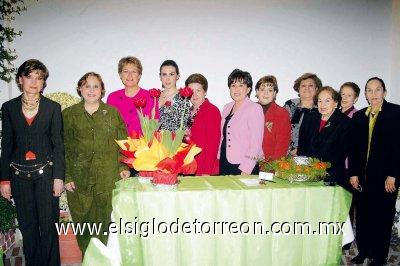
[
  {"x1": 107, "y1": 88, "x2": 159, "y2": 135},
  {"x1": 218, "y1": 97, "x2": 264, "y2": 173}
]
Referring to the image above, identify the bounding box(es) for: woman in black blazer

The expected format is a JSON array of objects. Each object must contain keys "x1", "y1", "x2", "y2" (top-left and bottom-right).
[
  {"x1": 0, "y1": 59, "x2": 64, "y2": 266},
  {"x1": 298, "y1": 86, "x2": 351, "y2": 186},
  {"x1": 349, "y1": 77, "x2": 400, "y2": 265}
]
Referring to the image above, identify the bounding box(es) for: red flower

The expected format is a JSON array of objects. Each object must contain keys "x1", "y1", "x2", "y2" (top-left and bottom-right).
[
  {"x1": 183, "y1": 134, "x2": 194, "y2": 144},
  {"x1": 164, "y1": 100, "x2": 172, "y2": 107},
  {"x1": 179, "y1": 87, "x2": 193, "y2": 98},
  {"x1": 149, "y1": 88, "x2": 161, "y2": 98},
  {"x1": 133, "y1": 98, "x2": 147, "y2": 108},
  {"x1": 129, "y1": 131, "x2": 140, "y2": 139}
]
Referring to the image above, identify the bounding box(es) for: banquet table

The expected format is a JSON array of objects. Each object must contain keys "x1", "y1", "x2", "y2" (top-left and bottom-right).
[{"x1": 104, "y1": 175, "x2": 353, "y2": 266}]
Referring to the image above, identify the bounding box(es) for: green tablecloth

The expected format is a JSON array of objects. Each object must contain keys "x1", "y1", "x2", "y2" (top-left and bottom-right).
[{"x1": 112, "y1": 176, "x2": 352, "y2": 266}]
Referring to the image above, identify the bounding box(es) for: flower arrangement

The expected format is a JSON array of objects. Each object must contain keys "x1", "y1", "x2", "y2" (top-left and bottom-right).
[
  {"x1": 117, "y1": 87, "x2": 201, "y2": 186},
  {"x1": 259, "y1": 156, "x2": 330, "y2": 182},
  {"x1": 45, "y1": 92, "x2": 80, "y2": 111}
]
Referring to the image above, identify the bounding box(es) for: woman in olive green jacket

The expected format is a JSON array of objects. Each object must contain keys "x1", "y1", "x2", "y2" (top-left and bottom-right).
[{"x1": 63, "y1": 72, "x2": 129, "y2": 252}]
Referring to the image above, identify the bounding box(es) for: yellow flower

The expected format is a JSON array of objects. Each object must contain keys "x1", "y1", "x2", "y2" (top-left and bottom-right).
[
  {"x1": 132, "y1": 138, "x2": 169, "y2": 171},
  {"x1": 183, "y1": 145, "x2": 202, "y2": 165}
]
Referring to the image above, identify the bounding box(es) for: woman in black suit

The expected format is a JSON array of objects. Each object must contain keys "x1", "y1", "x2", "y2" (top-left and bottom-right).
[
  {"x1": 349, "y1": 77, "x2": 400, "y2": 266},
  {"x1": 298, "y1": 86, "x2": 351, "y2": 186},
  {"x1": 0, "y1": 59, "x2": 64, "y2": 266}
]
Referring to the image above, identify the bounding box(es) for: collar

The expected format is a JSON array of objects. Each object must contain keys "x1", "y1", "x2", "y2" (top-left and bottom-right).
[
  {"x1": 365, "y1": 101, "x2": 383, "y2": 116},
  {"x1": 342, "y1": 105, "x2": 355, "y2": 116},
  {"x1": 77, "y1": 100, "x2": 108, "y2": 114},
  {"x1": 258, "y1": 101, "x2": 274, "y2": 114}
]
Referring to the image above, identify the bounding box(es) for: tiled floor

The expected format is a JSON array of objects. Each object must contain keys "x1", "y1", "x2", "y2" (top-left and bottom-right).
[
  {"x1": 4, "y1": 238, "x2": 400, "y2": 265},
  {"x1": 341, "y1": 242, "x2": 400, "y2": 266}
]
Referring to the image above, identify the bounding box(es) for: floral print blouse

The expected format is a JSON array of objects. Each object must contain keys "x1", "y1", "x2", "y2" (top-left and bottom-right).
[
  {"x1": 159, "y1": 93, "x2": 191, "y2": 131},
  {"x1": 284, "y1": 98, "x2": 317, "y2": 152}
]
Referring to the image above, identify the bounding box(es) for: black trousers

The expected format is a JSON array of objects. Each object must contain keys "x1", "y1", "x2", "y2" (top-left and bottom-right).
[
  {"x1": 11, "y1": 171, "x2": 60, "y2": 266},
  {"x1": 354, "y1": 187, "x2": 397, "y2": 260}
]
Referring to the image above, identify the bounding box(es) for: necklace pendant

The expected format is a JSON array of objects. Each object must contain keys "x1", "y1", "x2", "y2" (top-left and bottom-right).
[
  {"x1": 39, "y1": 169, "x2": 44, "y2": 174},
  {"x1": 15, "y1": 170, "x2": 19, "y2": 175},
  {"x1": 49, "y1": 161, "x2": 53, "y2": 166},
  {"x1": 27, "y1": 173, "x2": 31, "y2": 178}
]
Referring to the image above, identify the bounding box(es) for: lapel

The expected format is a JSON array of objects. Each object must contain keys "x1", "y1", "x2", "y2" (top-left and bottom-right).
[
  {"x1": 369, "y1": 100, "x2": 387, "y2": 146},
  {"x1": 313, "y1": 109, "x2": 341, "y2": 144},
  {"x1": 196, "y1": 99, "x2": 209, "y2": 121},
  {"x1": 265, "y1": 101, "x2": 277, "y2": 120},
  {"x1": 230, "y1": 97, "x2": 250, "y2": 124}
]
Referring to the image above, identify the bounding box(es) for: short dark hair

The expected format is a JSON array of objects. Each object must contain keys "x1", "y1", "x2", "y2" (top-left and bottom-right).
[
  {"x1": 118, "y1": 56, "x2": 143, "y2": 74},
  {"x1": 293, "y1": 73, "x2": 322, "y2": 92},
  {"x1": 160, "y1": 60, "x2": 180, "y2": 75},
  {"x1": 16, "y1": 59, "x2": 49, "y2": 92},
  {"x1": 340, "y1": 82, "x2": 360, "y2": 97},
  {"x1": 255, "y1": 75, "x2": 278, "y2": 93},
  {"x1": 365, "y1": 77, "x2": 386, "y2": 92},
  {"x1": 315, "y1": 86, "x2": 341, "y2": 104},
  {"x1": 76, "y1": 72, "x2": 106, "y2": 98},
  {"x1": 185, "y1": 73, "x2": 208, "y2": 92},
  {"x1": 228, "y1": 69, "x2": 253, "y2": 96}
]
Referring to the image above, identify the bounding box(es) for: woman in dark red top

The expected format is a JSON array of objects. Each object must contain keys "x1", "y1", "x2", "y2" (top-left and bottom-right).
[
  {"x1": 255, "y1": 75, "x2": 291, "y2": 160},
  {"x1": 186, "y1": 74, "x2": 221, "y2": 175}
]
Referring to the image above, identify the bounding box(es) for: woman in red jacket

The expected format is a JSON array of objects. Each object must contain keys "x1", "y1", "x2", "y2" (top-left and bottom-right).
[
  {"x1": 186, "y1": 74, "x2": 221, "y2": 175},
  {"x1": 255, "y1": 75, "x2": 291, "y2": 160}
]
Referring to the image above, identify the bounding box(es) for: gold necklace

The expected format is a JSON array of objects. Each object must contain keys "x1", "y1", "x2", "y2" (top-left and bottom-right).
[
  {"x1": 22, "y1": 96, "x2": 39, "y2": 117},
  {"x1": 22, "y1": 96, "x2": 40, "y2": 111}
]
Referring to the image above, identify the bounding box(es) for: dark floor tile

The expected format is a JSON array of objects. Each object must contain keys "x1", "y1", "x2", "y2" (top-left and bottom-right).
[
  {"x1": 4, "y1": 258, "x2": 11, "y2": 266},
  {"x1": 11, "y1": 246, "x2": 20, "y2": 256},
  {"x1": 15, "y1": 256, "x2": 22, "y2": 266}
]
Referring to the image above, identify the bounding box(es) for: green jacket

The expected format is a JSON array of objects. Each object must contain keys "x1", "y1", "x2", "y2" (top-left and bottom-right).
[{"x1": 63, "y1": 101, "x2": 128, "y2": 194}]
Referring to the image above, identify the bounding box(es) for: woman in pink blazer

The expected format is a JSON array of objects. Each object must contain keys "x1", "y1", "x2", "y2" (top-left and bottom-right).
[{"x1": 218, "y1": 69, "x2": 264, "y2": 175}]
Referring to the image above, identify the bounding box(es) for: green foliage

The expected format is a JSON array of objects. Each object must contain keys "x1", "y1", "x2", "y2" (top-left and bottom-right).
[
  {"x1": 259, "y1": 156, "x2": 331, "y2": 182},
  {"x1": 0, "y1": 0, "x2": 28, "y2": 82},
  {"x1": 170, "y1": 129, "x2": 184, "y2": 154},
  {"x1": 138, "y1": 109, "x2": 159, "y2": 143},
  {"x1": 0, "y1": 196, "x2": 17, "y2": 233}
]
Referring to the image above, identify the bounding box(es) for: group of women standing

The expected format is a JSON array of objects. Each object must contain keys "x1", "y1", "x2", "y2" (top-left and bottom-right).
[{"x1": 0, "y1": 58, "x2": 399, "y2": 266}]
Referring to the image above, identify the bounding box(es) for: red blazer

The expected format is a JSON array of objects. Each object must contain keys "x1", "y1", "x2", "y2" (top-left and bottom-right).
[
  {"x1": 190, "y1": 99, "x2": 221, "y2": 175},
  {"x1": 262, "y1": 101, "x2": 291, "y2": 160}
]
